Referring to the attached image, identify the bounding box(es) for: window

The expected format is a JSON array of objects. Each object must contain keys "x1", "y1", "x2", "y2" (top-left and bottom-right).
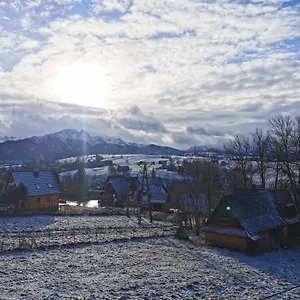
[
  {"x1": 36, "y1": 184, "x2": 40, "y2": 189},
  {"x1": 37, "y1": 197, "x2": 40, "y2": 203},
  {"x1": 48, "y1": 183, "x2": 53, "y2": 188}
]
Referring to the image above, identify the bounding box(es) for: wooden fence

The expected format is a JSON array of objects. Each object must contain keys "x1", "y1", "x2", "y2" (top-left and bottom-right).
[{"x1": 0, "y1": 224, "x2": 176, "y2": 252}]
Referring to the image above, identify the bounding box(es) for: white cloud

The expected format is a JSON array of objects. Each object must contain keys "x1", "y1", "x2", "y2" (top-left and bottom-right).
[
  {"x1": 0, "y1": 0, "x2": 299, "y2": 147},
  {"x1": 90, "y1": 0, "x2": 131, "y2": 14}
]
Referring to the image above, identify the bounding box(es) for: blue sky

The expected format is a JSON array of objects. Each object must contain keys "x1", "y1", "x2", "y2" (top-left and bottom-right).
[{"x1": 0, "y1": 0, "x2": 299, "y2": 148}]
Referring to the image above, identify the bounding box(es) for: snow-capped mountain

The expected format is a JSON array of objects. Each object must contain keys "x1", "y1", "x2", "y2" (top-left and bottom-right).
[
  {"x1": 52, "y1": 129, "x2": 96, "y2": 145},
  {"x1": 0, "y1": 129, "x2": 183, "y2": 161},
  {"x1": 100, "y1": 136, "x2": 128, "y2": 146},
  {"x1": 0, "y1": 136, "x2": 21, "y2": 143},
  {"x1": 52, "y1": 129, "x2": 129, "y2": 146}
]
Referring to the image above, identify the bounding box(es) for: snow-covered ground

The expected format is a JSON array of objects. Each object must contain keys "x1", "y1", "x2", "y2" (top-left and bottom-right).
[
  {"x1": 0, "y1": 216, "x2": 299, "y2": 299},
  {"x1": 0, "y1": 215, "x2": 170, "y2": 232},
  {"x1": 0, "y1": 215, "x2": 176, "y2": 252},
  {"x1": 59, "y1": 154, "x2": 186, "y2": 185},
  {"x1": 0, "y1": 237, "x2": 299, "y2": 299}
]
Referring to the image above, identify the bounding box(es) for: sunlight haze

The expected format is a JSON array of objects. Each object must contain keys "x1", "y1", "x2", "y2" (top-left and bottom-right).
[{"x1": 0, "y1": 0, "x2": 299, "y2": 148}]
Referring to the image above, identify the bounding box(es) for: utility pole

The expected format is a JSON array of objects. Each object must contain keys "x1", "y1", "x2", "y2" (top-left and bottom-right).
[
  {"x1": 144, "y1": 164, "x2": 153, "y2": 223},
  {"x1": 138, "y1": 162, "x2": 154, "y2": 223},
  {"x1": 136, "y1": 173, "x2": 143, "y2": 225}
]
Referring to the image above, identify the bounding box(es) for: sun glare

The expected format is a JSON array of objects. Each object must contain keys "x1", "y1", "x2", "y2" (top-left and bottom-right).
[{"x1": 53, "y1": 62, "x2": 107, "y2": 108}]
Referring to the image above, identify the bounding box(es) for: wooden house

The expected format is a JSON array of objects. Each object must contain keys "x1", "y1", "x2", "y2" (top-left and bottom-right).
[
  {"x1": 136, "y1": 182, "x2": 169, "y2": 211},
  {"x1": 101, "y1": 175, "x2": 136, "y2": 207},
  {"x1": 3, "y1": 170, "x2": 62, "y2": 212},
  {"x1": 202, "y1": 189, "x2": 299, "y2": 253},
  {"x1": 148, "y1": 184, "x2": 169, "y2": 211}
]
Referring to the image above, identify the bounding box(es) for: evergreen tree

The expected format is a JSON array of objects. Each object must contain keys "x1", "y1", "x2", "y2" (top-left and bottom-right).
[{"x1": 74, "y1": 166, "x2": 89, "y2": 203}]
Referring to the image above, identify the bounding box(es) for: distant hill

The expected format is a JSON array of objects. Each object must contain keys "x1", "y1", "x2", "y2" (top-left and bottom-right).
[{"x1": 0, "y1": 129, "x2": 185, "y2": 161}]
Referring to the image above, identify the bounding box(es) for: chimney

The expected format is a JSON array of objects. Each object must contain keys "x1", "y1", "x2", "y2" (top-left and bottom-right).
[{"x1": 34, "y1": 170, "x2": 39, "y2": 177}]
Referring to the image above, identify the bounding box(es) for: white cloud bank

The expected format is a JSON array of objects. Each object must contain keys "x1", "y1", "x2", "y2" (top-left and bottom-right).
[{"x1": 0, "y1": 0, "x2": 299, "y2": 148}]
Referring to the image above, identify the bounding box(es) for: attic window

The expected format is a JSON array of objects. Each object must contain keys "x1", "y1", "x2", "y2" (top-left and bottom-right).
[
  {"x1": 48, "y1": 183, "x2": 53, "y2": 188},
  {"x1": 35, "y1": 184, "x2": 40, "y2": 190}
]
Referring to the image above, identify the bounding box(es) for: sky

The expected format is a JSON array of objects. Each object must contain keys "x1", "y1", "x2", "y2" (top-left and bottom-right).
[{"x1": 0, "y1": 0, "x2": 299, "y2": 149}]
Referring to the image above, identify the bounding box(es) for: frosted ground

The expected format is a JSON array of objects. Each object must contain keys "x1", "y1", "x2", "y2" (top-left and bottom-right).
[
  {"x1": 0, "y1": 216, "x2": 299, "y2": 299},
  {"x1": 0, "y1": 215, "x2": 176, "y2": 251}
]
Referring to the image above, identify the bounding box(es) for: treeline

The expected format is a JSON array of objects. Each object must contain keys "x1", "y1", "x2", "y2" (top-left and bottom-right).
[
  {"x1": 60, "y1": 166, "x2": 89, "y2": 202},
  {"x1": 223, "y1": 115, "x2": 300, "y2": 202}
]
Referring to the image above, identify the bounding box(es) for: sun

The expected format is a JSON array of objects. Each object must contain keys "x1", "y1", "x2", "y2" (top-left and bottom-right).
[{"x1": 52, "y1": 62, "x2": 107, "y2": 108}]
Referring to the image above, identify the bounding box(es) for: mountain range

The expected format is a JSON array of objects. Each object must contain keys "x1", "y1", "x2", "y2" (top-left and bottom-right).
[{"x1": 0, "y1": 129, "x2": 189, "y2": 162}]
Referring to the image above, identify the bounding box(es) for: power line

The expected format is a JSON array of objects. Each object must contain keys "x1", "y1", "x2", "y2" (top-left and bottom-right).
[{"x1": 260, "y1": 284, "x2": 300, "y2": 300}]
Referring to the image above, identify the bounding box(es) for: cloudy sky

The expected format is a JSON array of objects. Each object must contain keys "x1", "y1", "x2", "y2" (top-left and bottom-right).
[{"x1": 0, "y1": 0, "x2": 299, "y2": 149}]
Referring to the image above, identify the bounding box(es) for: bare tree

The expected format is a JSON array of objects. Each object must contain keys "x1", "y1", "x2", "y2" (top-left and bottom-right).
[
  {"x1": 268, "y1": 115, "x2": 300, "y2": 211},
  {"x1": 269, "y1": 115, "x2": 296, "y2": 190},
  {"x1": 251, "y1": 128, "x2": 271, "y2": 188},
  {"x1": 181, "y1": 160, "x2": 222, "y2": 234},
  {"x1": 224, "y1": 134, "x2": 251, "y2": 188}
]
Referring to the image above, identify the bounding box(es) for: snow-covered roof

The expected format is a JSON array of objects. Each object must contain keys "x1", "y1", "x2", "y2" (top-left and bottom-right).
[{"x1": 11, "y1": 170, "x2": 62, "y2": 197}]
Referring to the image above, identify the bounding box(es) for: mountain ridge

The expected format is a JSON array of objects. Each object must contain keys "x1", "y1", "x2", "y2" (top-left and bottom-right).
[{"x1": 0, "y1": 129, "x2": 187, "y2": 161}]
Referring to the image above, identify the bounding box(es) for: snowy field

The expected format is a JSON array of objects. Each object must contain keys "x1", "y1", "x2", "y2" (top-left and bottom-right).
[
  {"x1": 0, "y1": 237, "x2": 299, "y2": 299},
  {"x1": 58, "y1": 154, "x2": 197, "y2": 184},
  {"x1": 0, "y1": 215, "x2": 176, "y2": 252},
  {"x1": 0, "y1": 215, "x2": 165, "y2": 232}
]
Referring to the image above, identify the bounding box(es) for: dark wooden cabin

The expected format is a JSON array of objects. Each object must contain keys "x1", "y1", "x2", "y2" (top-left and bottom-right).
[
  {"x1": 100, "y1": 176, "x2": 136, "y2": 207},
  {"x1": 202, "y1": 189, "x2": 299, "y2": 253}
]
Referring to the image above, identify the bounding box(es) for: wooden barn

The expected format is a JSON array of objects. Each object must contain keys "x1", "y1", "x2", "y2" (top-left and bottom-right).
[
  {"x1": 202, "y1": 189, "x2": 299, "y2": 253},
  {"x1": 3, "y1": 170, "x2": 63, "y2": 212}
]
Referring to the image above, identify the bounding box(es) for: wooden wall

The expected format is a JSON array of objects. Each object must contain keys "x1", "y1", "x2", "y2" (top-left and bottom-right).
[
  {"x1": 205, "y1": 232, "x2": 248, "y2": 252},
  {"x1": 99, "y1": 194, "x2": 114, "y2": 207},
  {"x1": 9, "y1": 194, "x2": 60, "y2": 212},
  {"x1": 27, "y1": 195, "x2": 59, "y2": 211}
]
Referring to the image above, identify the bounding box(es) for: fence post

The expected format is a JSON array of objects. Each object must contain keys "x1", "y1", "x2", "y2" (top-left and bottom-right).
[
  {"x1": 18, "y1": 232, "x2": 21, "y2": 249},
  {"x1": 48, "y1": 230, "x2": 51, "y2": 248}
]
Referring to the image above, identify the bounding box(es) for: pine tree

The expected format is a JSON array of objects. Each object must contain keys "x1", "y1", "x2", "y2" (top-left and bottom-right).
[{"x1": 74, "y1": 166, "x2": 89, "y2": 203}]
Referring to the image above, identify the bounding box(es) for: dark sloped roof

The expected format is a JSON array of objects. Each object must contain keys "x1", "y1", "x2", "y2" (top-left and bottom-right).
[
  {"x1": 223, "y1": 189, "x2": 285, "y2": 236},
  {"x1": 150, "y1": 193, "x2": 168, "y2": 204},
  {"x1": 269, "y1": 190, "x2": 299, "y2": 223},
  {"x1": 109, "y1": 177, "x2": 129, "y2": 201},
  {"x1": 136, "y1": 180, "x2": 166, "y2": 194},
  {"x1": 11, "y1": 171, "x2": 62, "y2": 197}
]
